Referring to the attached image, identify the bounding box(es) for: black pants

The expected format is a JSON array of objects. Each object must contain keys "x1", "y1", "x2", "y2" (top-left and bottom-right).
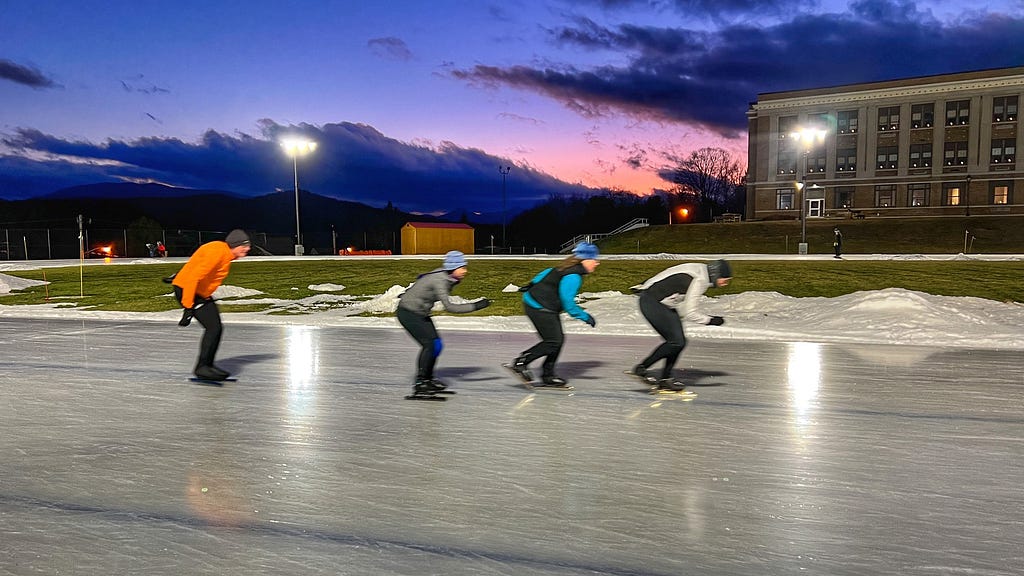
[
  {"x1": 174, "y1": 286, "x2": 223, "y2": 369},
  {"x1": 397, "y1": 307, "x2": 440, "y2": 380},
  {"x1": 638, "y1": 292, "x2": 687, "y2": 379},
  {"x1": 520, "y1": 304, "x2": 563, "y2": 376}
]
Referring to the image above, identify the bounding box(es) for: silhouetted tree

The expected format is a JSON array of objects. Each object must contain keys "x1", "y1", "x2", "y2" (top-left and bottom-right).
[{"x1": 666, "y1": 147, "x2": 745, "y2": 220}]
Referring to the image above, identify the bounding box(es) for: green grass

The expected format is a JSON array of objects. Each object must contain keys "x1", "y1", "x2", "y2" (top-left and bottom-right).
[
  {"x1": 603, "y1": 215, "x2": 1024, "y2": 255},
  {"x1": 2, "y1": 258, "x2": 1022, "y2": 315}
]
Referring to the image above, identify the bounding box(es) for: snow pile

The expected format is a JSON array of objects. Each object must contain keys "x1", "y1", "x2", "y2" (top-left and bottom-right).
[
  {"x1": 1, "y1": 259, "x2": 1022, "y2": 350},
  {"x1": 0, "y1": 273, "x2": 49, "y2": 294},
  {"x1": 309, "y1": 283, "x2": 346, "y2": 291}
]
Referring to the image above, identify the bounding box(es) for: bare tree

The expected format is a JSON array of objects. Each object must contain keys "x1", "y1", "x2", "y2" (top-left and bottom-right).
[{"x1": 667, "y1": 147, "x2": 745, "y2": 217}]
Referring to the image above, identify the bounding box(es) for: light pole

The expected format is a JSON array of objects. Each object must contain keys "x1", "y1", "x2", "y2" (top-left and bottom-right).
[
  {"x1": 791, "y1": 127, "x2": 827, "y2": 254},
  {"x1": 499, "y1": 165, "x2": 511, "y2": 247},
  {"x1": 281, "y1": 137, "x2": 317, "y2": 256}
]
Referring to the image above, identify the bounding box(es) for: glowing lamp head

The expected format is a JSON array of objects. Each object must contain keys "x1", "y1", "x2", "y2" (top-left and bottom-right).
[{"x1": 281, "y1": 138, "x2": 317, "y2": 157}]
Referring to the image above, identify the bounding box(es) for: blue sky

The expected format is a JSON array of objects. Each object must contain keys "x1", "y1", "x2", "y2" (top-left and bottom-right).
[{"x1": 2, "y1": 0, "x2": 1023, "y2": 214}]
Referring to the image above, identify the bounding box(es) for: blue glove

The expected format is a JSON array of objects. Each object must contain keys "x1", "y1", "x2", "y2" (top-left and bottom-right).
[{"x1": 584, "y1": 315, "x2": 596, "y2": 328}]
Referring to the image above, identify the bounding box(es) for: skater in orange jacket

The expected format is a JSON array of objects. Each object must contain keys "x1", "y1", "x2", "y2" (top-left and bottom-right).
[{"x1": 171, "y1": 229, "x2": 251, "y2": 381}]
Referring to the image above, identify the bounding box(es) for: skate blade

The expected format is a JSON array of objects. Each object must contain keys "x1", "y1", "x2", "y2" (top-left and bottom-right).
[
  {"x1": 404, "y1": 394, "x2": 447, "y2": 401},
  {"x1": 530, "y1": 384, "x2": 574, "y2": 392},
  {"x1": 502, "y1": 363, "x2": 534, "y2": 384},
  {"x1": 624, "y1": 370, "x2": 658, "y2": 386},
  {"x1": 188, "y1": 377, "x2": 236, "y2": 385}
]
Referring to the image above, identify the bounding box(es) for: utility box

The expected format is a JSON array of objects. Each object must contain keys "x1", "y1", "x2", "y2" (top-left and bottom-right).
[{"x1": 401, "y1": 222, "x2": 474, "y2": 255}]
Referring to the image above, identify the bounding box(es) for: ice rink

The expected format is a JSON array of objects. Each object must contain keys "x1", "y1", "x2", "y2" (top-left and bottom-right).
[{"x1": 2, "y1": 317, "x2": 1022, "y2": 575}]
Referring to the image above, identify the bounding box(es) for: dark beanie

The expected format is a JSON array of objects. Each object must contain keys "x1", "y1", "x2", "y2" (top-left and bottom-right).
[
  {"x1": 225, "y1": 229, "x2": 250, "y2": 248},
  {"x1": 707, "y1": 259, "x2": 732, "y2": 283}
]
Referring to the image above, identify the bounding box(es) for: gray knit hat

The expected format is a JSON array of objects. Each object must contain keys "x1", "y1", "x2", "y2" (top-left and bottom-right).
[{"x1": 225, "y1": 229, "x2": 250, "y2": 248}]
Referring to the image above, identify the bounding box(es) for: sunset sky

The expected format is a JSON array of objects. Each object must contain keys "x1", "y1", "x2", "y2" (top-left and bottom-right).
[{"x1": 3, "y1": 0, "x2": 1024, "y2": 214}]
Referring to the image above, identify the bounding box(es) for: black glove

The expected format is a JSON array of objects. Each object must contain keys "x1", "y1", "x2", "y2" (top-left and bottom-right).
[
  {"x1": 473, "y1": 298, "x2": 492, "y2": 311},
  {"x1": 707, "y1": 316, "x2": 725, "y2": 326},
  {"x1": 178, "y1": 307, "x2": 194, "y2": 327},
  {"x1": 584, "y1": 315, "x2": 596, "y2": 328},
  {"x1": 161, "y1": 273, "x2": 177, "y2": 284}
]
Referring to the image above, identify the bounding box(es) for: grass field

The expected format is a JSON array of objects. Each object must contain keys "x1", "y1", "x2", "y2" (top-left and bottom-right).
[
  {"x1": 603, "y1": 215, "x2": 1024, "y2": 255},
  {"x1": 2, "y1": 257, "x2": 1022, "y2": 314}
]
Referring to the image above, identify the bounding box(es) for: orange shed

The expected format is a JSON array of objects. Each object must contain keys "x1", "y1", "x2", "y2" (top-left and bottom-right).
[{"x1": 400, "y1": 222, "x2": 475, "y2": 255}]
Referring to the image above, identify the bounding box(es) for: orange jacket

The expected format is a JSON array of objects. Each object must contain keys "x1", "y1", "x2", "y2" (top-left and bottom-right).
[{"x1": 172, "y1": 241, "x2": 235, "y2": 308}]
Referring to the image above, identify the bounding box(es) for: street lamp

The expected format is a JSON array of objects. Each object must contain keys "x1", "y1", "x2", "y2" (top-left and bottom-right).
[
  {"x1": 281, "y1": 137, "x2": 317, "y2": 256},
  {"x1": 499, "y1": 165, "x2": 511, "y2": 247},
  {"x1": 791, "y1": 127, "x2": 827, "y2": 253}
]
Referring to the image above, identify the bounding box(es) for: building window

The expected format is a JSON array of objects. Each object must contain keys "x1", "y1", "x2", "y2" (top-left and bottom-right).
[
  {"x1": 807, "y1": 149, "x2": 827, "y2": 173},
  {"x1": 909, "y1": 144, "x2": 932, "y2": 168},
  {"x1": 876, "y1": 146, "x2": 898, "y2": 169},
  {"x1": 911, "y1": 103, "x2": 934, "y2": 128},
  {"x1": 878, "y1": 106, "x2": 900, "y2": 131},
  {"x1": 992, "y1": 96, "x2": 1018, "y2": 122},
  {"x1": 835, "y1": 187, "x2": 855, "y2": 208},
  {"x1": 875, "y1": 184, "x2": 895, "y2": 207},
  {"x1": 838, "y1": 110, "x2": 858, "y2": 134},
  {"x1": 991, "y1": 182, "x2": 1012, "y2": 204},
  {"x1": 945, "y1": 100, "x2": 970, "y2": 126},
  {"x1": 943, "y1": 184, "x2": 962, "y2": 206},
  {"x1": 836, "y1": 148, "x2": 857, "y2": 172},
  {"x1": 991, "y1": 138, "x2": 1016, "y2": 164},
  {"x1": 779, "y1": 116, "x2": 797, "y2": 139},
  {"x1": 777, "y1": 146, "x2": 798, "y2": 174},
  {"x1": 777, "y1": 189, "x2": 795, "y2": 210},
  {"x1": 809, "y1": 112, "x2": 830, "y2": 131},
  {"x1": 943, "y1": 142, "x2": 968, "y2": 166},
  {"x1": 908, "y1": 183, "x2": 930, "y2": 206}
]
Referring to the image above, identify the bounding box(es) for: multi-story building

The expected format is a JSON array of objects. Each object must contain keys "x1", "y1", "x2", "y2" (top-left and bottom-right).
[{"x1": 746, "y1": 66, "x2": 1022, "y2": 220}]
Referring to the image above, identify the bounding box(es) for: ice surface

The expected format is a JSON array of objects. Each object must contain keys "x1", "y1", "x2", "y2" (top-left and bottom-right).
[{"x1": 1, "y1": 317, "x2": 1022, "y2": 575}]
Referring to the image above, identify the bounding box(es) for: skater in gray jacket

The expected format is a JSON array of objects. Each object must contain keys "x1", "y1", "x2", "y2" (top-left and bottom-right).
[{"x1": 397, "y1": 251, "x2": 490, "y2": 397}]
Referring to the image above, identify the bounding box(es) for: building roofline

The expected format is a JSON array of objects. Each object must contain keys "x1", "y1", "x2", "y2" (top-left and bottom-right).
[{"x1": 757, "y1": 66, "x2": 1024, "y2": 101}]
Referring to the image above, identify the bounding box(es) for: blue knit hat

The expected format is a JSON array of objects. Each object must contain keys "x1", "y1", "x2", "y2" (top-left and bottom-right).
[
  {"x1": 573, "y1": 242, "x2": 600, "y2": 260},
  {"x1": 442, "y1": 250, "x2": 468, "y2": 270}
]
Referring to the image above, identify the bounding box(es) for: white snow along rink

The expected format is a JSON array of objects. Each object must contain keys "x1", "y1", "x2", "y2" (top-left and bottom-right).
[{"x1": 1, "y1": 254, "x2": 1023, "y2": 351}]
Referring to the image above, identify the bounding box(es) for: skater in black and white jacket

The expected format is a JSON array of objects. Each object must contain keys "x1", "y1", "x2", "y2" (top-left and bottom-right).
[
  {"x1": 396, "y1": 251, "x2": 490, "y2": 397},
  {"x1": 629, "y1": 259, "x2": 732, "y2": 391}
]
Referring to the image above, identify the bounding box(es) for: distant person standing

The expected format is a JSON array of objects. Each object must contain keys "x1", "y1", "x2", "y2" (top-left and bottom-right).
[
  {"x1": 628, "y1": 259, "x2": 732, "y2": 392},
  {"x1": 396, "y1": 251, "x2": 491, "y2": 399},
  {"x1": 171, "y1": 229, "x2": 251, "y2": 381},
  {"x1": 507, "y1": 242, "x2": 599, "y2": 388},
  {"x1": 156, "y1": 241, "x2": 168, "y2": 258},
  {"x1": 833, "y1": 227, "x2": 843, "y2": 259}
]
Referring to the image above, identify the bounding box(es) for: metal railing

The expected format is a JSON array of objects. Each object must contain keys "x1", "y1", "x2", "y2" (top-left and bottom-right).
[{"x1": 558, "y1": 218, "x2": 650, "y2": 253}]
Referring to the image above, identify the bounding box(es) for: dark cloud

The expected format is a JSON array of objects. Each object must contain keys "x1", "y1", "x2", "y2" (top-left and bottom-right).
[
  {"x1": 453, "y1": 0, "x2": 1024, "y2": 137},
  {"x1": 367, "y1": 37, "x2": 413, "y2": 61},
  {"x1": 1, "y1": 121, "x2": 600, "y2": 212},
  {"x1": 570, "y1": 0, "x2": 819, "y2": 22},
  {"x1": 0, "y1": 58, "x2": 58, "y2": 89}
]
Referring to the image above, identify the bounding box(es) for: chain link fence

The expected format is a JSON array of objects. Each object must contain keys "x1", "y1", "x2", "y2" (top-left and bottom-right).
[{"x1": 0, "y1": 228, "x2": 289, "y2": 260}]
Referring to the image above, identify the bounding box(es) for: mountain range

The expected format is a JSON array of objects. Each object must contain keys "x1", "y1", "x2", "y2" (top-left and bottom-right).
[{"x1": 1, "y1": 182, "x2": 500, "y2": 256}]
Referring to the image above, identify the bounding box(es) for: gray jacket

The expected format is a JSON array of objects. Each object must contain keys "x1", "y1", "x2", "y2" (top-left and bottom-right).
[{"x1": 397, "y1": 268, "x2": 478, "y2": 316}]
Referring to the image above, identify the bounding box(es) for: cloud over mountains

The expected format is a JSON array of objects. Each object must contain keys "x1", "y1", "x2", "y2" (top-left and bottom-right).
[{"x1": 0, "y1": 121, "x2": 598, "y2": 213}]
